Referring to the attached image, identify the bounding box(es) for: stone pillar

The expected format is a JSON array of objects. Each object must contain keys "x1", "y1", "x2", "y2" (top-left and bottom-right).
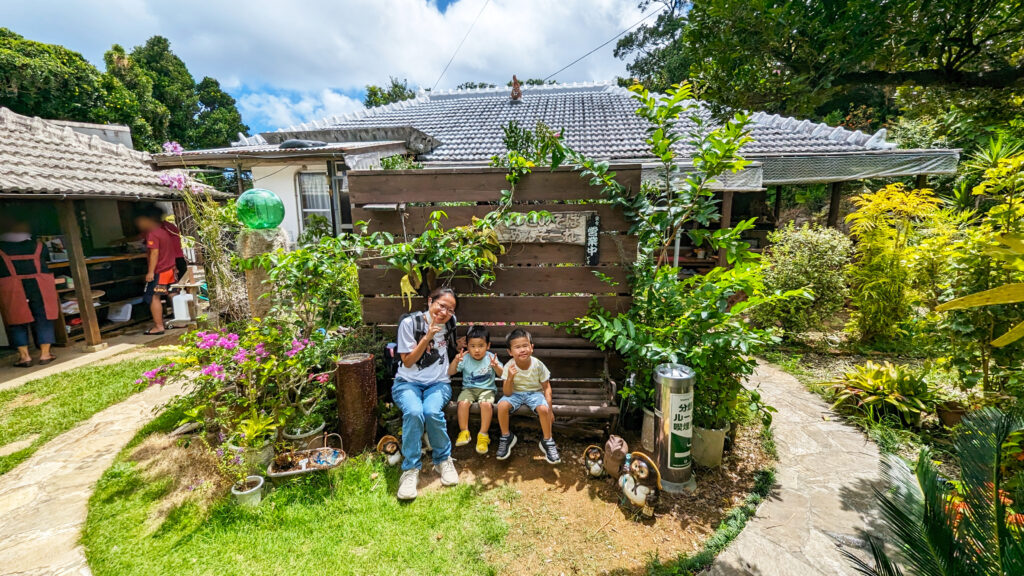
[
  {"x1": 237, "y1": 227, "x2": 289, "y2": 319},
  {"x1": 336, "y1": 353, "x2": 378, "y2": 453}
]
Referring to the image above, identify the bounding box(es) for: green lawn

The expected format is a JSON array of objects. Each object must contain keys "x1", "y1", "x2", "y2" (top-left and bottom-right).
[
  {"x1": 85, "y1": 452, "x2": 506, "y2": 576},
  {"x1": 0, "y1": 355, "x2": 167, "y2": 475}
]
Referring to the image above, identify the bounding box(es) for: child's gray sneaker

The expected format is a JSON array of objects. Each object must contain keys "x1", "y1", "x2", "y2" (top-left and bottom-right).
[
  {"x1": 397, "y1": 469, "x2": 419, "y2": 500},
  {"x1": 496, "y1": 433, "x2": 517, "y2": 460},
  {"x1": 433, "y1": 457, "x2": 459, "y2": 486},
  {"x1": 539, "y1": 438, "x2": 561, "y2": 464}
]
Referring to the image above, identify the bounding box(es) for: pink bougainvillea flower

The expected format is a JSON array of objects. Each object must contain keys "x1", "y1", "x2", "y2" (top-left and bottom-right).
[
  {"x1": 200, "y1": 363, "x2": 226, "y2": 381},
  {"x1": 159, "y1": 172, "x2": 187, "y2": 191},
  {"x1": 232, "y1": 348, "x2": 248, "y2": 363},
  {"x1": 253, "y1": 343, "x2": 269, "y2": 359},
  {"x1": 286, "y1": 338, "x2": 310, "y2": 357},
  {"x1": 162, "y1": 141, "x2": 184, "y2": 155}
]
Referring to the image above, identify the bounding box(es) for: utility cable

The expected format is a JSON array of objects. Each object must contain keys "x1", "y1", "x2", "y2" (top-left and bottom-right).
[
  {"x1": 543, "y1": 6, "x2": 665, "y2": 82},
  {"x1": 432, "y1": 0, "x2": 491, "y2": 91}
]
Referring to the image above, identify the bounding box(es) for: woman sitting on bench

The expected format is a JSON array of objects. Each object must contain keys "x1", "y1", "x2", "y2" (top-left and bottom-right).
[{"x1": 392, "y1": 287, "x2": 461, "y2": 501}]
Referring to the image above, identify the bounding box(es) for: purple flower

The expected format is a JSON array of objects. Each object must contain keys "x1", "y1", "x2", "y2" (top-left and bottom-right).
[
  {"x1": 135, "y1": 378, "x2": 144, "y2": 384},
  {"x1": 200, "y1": 363, "x2": 225, "y2": 381},
  {"x1": 162, "y1": 141, "x2": 184, "y2": 155},
  {"x1": 253, "y1": 343, "x2": 269, "y2": 359},
  {"x1": 216, "y1": 448, "x2": 225, "y2": 458},
  {"x1": 314, "y1": 373, "x2": 330, "y2": 384},
  {"x1": 216, "y1": 333, "x2": 240, "y2": 350},
  {"x1": 230, "y1": 454, "x2": 242, "y2": 465},
  {"x1": 232, "y1": 348, "x2": 248, "y2": 363},
  {"x1": 159, "y1": 172, "x2": 187, "y2": 191},
  {"x1": 286, "y1": 338, "x2": 310, "y2": 357}
]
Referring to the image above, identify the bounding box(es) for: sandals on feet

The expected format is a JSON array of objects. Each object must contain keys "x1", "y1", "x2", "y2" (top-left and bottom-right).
[
  {"x1": 38, "y1": 356, "x2": 57, "y2": 365},
  {"x1": 144, "y1": 328, "x2": 166, "y2": 335},
  {"x1": 14, "y1": 359, "x2": 33, "y2": 368}
]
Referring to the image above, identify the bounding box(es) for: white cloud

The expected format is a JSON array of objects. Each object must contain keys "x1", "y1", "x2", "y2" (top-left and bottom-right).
[
  {"x1": 238, "y1": 90, "x2": 365, "y2": 131},
  {"x1": 4, "y1": 0, "x2": 650, "y2": 131}
]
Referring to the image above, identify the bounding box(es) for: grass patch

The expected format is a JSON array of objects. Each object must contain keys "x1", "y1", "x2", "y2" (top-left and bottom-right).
[
  {"x1": 0, "y1": 355, "x2": 167, "y2": 475},
  {"x1": 85, "y1": 454, "x2": 507, "y2": 576}
]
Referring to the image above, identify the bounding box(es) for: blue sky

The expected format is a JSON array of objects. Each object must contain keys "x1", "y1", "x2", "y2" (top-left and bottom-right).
[{"x1": 3, "y1": 0, "x2": 648, "y2": 136}]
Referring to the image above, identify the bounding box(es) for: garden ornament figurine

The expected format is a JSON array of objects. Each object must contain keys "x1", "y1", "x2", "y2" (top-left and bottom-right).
[
  {"x1": 377, "y1": 435, "x2": 403, "y2": 466},
  {"x1": 510, "y1": 75, "x2": 522, "y2": 101},
  {"x1": 584, "y1": 445, "x2": 605, "y2": 477},
  {"x1": 619, "y1": 452, "x2": 661, "y2": 518}
]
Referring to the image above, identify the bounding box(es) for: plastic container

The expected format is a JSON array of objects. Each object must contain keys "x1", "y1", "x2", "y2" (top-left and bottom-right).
[{"x1": 231, "y1": 475, "x2": 264, "y2": 507}]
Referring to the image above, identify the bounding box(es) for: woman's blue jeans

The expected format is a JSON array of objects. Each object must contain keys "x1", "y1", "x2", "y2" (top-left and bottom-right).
[
  {"x1": 392, "y1": 379, "x2": 452, "y2": 471},
  {"x1": 9, "y1": 297, "x2": 55, "y2": 347}
]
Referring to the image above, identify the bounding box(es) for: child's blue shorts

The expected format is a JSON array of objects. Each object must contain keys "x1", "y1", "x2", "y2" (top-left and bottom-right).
[{"x1": 498, "y1": 391, "x2": 548, "y2": 412}]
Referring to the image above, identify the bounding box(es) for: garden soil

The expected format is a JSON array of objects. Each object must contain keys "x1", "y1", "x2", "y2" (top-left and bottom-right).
[{"x1": 420, "y1": 424, "x2": 772, "y2": 576}]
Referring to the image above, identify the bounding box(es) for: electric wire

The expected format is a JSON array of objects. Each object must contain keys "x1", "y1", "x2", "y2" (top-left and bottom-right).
[
  {"x1": 432, "y1": 0, "x2": 491, "y2": 91},
  {"x1": 543, "y1": 6, "x2": 665, "y2": 82}
]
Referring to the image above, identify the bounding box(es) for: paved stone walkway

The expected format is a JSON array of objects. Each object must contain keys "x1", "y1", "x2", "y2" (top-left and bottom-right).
[
  {"x1": 709, "y1": 362, "x2": 884, "y2": 576},
  {"x1": 0, "y1": 381, "x2": 183, "y2": 576}
]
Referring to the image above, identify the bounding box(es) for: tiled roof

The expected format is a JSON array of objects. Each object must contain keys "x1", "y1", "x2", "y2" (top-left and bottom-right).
[
  {"x1": 254, "y1": 82, "x2": 902, "y2": 163},
  {"x1": 0, "y1": 107, "x2": 211, "y2": 199}
]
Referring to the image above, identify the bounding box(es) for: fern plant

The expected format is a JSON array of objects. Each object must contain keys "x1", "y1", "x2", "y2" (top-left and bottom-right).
[{"x1": 847, "y1": 409, "x2": 1024, "y2": 576}]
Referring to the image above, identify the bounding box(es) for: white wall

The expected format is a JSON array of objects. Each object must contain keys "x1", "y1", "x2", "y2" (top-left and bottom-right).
[{"x1": 251, "y1": 163, "x2": 327, "y2": 244}]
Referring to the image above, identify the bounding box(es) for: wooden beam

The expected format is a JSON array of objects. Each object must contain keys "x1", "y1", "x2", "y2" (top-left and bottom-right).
[
  {"x1": 915, "y1": 174, "x2": 928, "y2": 189},
  {"x1": 773, "y1": 185, "x2": 783, "y2": 225},
  {"x1": 57, "y1": 200, "x2": 104, "y2": 350},
  {"x1": 718, "y1": 190, "x2": 734, "y2": 266},
  {"x1": 827, "y1": 182, "x2": 843, "y2": 228}
]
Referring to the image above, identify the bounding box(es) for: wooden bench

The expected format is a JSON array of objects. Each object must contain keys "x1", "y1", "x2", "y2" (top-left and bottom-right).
[{"x1": 350, "y1": 166, "x2": 641, "y2": 433}]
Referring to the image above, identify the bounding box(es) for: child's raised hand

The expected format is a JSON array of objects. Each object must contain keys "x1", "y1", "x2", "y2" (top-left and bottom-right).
[
  {"x1": 455, "y1": 349, "x2": 466, "y2": 363},
  {"x1": 489, "y1": 354, "x2": 503, "y2": 370},
  {"x1": 506, "y1": 364, "x2": 518, "y2": 380}
]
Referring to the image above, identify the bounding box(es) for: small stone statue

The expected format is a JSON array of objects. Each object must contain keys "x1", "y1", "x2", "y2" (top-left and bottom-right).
[
  {"x1": 584, "y1": 444, "x2": 606, "y2": 477},
  {"x1": 510, "y1": 75, "x2": 522, "y2": 101},
  {"x1": 376, "y1": 435, "x2": 403, "y2": 466}
]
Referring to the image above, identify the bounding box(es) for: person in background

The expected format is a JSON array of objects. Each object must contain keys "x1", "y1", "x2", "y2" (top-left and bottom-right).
[
  {"x1": 134, "y1": 205, "x2": 179, "y2": 335},
  {"x1": 158, "y1": 213, "x2": 187, "y2": 283},
  {"x1": 0, "y1": 216, "x2": 59, "y2": 367}
]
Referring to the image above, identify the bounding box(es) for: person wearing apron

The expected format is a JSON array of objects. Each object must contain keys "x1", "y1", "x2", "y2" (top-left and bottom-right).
[{"x1": 0, "y1": 220, "x2": 59, "y2": 368}]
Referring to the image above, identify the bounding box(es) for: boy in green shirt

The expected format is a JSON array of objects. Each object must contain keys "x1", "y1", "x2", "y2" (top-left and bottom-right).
[{"x1": 448, "y1": 325, "x2": 504, "y2": 454}]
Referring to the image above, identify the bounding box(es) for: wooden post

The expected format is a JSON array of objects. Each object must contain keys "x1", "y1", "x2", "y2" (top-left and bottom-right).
[
  {"x1": 235, "y1": 163, "x2": 245, "y2": 196},
  {"x1": 718, "y1": 190, "x2": 734, "y2": 266},
  {"x1": 827, "y1": 182, "x2": 843, "y2": 228},
  {"x1": 773, "y1": 185, "x2": 783, "y2": 225},
  {"x1": 57, "y1": 200, "x2": 106, "y2": 351},
  {"x1": 916, "y1": 174, "x2": 928, "y2": 189}
]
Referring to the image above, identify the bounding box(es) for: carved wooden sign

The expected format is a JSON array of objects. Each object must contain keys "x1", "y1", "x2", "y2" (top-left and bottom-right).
[{"x1": 496, "y1": 211, "x2": 601, "y2": 265}]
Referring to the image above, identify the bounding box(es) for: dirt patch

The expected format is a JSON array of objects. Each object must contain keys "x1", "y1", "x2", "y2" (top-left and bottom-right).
[
  {"x1": 425, "y1": 425, "x2": 771, "y2": 576},
  {"x1": 3, "y1": 392, "x2": 53, "y2": 411},
  {"x1": 128, "y1": 434, "x2": 228, "y2": 530}
]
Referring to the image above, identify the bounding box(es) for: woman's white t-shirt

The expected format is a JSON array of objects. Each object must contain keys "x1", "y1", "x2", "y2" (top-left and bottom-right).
[{"x1": 395, "y1": 312, "x2": 452, "y2": 385}]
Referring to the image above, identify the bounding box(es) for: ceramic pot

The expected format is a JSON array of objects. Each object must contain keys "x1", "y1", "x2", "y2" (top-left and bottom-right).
[
  {"x1": 283, "y1": 419, "x2": 326, "y2": 448},
  {"x1": 693, "y1": 425, "x2": 727, "y2": 468},
  {"x1": 231, "y1": 475, "x2": 264, "y2": 507},
  {"x1": 227, "y1": 442, "x2": 274, "y2": 473},
  {"x1": 937, "y1": 402, "x2": 967, "y2": 428}
]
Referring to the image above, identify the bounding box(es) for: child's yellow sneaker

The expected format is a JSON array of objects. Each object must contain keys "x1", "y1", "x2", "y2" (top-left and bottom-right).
[
  {"x1": 476, "y1": 433, "x2": 490, "y2": 454},
  {"x1": 455, "y1": 430, "x2": 472, "y2": 447}
]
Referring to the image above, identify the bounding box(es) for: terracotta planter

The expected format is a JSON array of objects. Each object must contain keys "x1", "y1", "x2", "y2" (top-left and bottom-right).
[
  {"x1": 693, "y1": 425, "x2": 727, "y2": 468},
  {"x1": 937, "y1": 402, "x2": 967, "y2": 428},
  {"x1": 231, "y1": 475, "x2": 264, "y2": 507}
]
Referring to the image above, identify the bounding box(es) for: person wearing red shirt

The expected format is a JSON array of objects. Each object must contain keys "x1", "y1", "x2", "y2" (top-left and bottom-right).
[{"x1": 134, "y1": 205, "x2": 179, "y2": 335}]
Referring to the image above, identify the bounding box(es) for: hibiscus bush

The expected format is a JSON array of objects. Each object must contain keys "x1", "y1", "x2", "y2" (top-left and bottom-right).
[{"x1": 140, "y1": 319, "x2": 342, "y2": 449}]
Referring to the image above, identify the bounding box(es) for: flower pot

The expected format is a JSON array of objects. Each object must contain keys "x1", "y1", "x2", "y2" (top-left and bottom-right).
[
  {"x1": 692, "y1": 425, "x2": 727, "y2": 468},
  {"x1": 228, "y1": 442, "x2": 274, "y2": 473},
  {"x1": 232, "y1": 475, "x2": 264, "y2": 506},
  {"x1": 937, "y1": 402, "x2": 967, "y2": 428},
  {"x1": 283, "y1": 419, "x2": 326, "y2": 447},
  {"x1": 383, "y1": 416, "x2": 402, "y2": 437},
  {"x1": 641, "y1": 408, "x2": 656, "y2": 453}
]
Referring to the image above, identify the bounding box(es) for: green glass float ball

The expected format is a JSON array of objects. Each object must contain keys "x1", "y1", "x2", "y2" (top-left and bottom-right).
[{"x1": 236, "y1": 188, "x2": 285, "y2": 229}]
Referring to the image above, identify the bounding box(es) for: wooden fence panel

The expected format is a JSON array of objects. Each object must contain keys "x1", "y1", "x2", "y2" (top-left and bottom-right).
[
  {"x1": 352, "y1": 203, "x2": 633, "y2": 235},
  {"x1": 359, "y1": 266, "x2": 629, "y2": 296},
  {"x1": 361, "y1": 296, "x2": 631, "y2": 324}
]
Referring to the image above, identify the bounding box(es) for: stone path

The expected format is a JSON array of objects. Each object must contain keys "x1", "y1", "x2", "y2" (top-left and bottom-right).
[
  {"x1": 0, "y1": 381, "x2": 183, "y2": 576},
  {"x1": 708, "y1": 362, "x2": 884, "y2": 576}
]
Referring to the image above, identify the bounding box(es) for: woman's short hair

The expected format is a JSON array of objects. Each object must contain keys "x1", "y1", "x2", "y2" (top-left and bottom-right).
[{"x1": 427, "y1": 286, "x2": 458, "y2": 307}]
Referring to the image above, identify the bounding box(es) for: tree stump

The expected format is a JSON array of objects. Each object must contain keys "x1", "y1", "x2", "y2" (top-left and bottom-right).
[
  {"x1": 336, "y1": 353, "x2": 377, "y2": 453},
  {"x1": 237, "y1": 227, "x2": 288, "y2": 319}
]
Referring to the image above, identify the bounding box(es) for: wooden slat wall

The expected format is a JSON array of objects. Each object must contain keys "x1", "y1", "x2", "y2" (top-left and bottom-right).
[{"x1": 350, "y1": 167, "x2": 641, "y2": 379}]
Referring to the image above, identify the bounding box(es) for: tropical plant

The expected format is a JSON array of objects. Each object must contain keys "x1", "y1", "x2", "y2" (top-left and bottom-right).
[
  {"x1": 363, "y1": 76, "x2": 416, "y2": 108},
  {"x1": 244, "y1": 235, "x2": 363, "y2": 335},
  {"x1": 830, "y1": 361, "x2": 935, "y2": 426},
  {"x1": 753, "y1": 223, "x2": 852, "y2": 334},
  {"x1": 846, "y1": 183, "x2": 943, "y2": 343},
  {"x1": 845, "y1": 409, "x2": 1024, "y2": 576}
]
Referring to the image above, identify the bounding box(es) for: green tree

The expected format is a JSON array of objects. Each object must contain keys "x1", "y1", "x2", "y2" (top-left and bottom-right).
[
  {"x1": 192, "y1": 77, "x2": 249, "y2": 150},
  {"x1": 455, "y1": 81, "x2": 495, "y2": 89},
  {"x1": 0, "y1": 28, "x2": 111, "y2": 121},
  {"x1": 363, "y1": 77, "x2": 416, "y2": 108},
  {"x1": 129, "y1": 36, "x2": 199, "y2": 145},
  {"x1": 616, "y1": 1, "x2": 1024, "y2": 124},
  {"x1": 103, "y1": 44, "x2": 168, "y2": 150}
]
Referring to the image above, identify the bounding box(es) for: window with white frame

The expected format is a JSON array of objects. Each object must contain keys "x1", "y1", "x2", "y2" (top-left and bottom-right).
[{"x1": 296, "y1": 172, "x2": 333, "y2": 231}]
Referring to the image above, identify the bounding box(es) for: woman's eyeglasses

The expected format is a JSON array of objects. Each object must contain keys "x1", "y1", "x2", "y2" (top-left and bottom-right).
[{"x1": 433, "y1": 303, "x2": 455, "y2": 315}]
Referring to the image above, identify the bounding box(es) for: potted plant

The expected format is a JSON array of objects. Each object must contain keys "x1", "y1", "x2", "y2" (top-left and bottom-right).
[
  {"x1": 377, "y1": 399, "x2": 402, "y2": 436},
  {"x1": 226, "y1": 410, "x2": 278, "y2": 471},
  {"x1": 216, "y1": 443, "x2": 264, "y2": 507},
  {"x1": 283, "y1": 410, "x2": 327, "y2": 446}
]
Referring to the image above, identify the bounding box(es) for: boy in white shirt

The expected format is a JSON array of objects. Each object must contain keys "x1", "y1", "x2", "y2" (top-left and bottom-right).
[{"x1": 494, "y1": 328, "x2": 560, "y2": 464}]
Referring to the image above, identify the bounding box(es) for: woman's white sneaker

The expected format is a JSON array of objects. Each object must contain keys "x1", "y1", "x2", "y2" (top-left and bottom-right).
[
  {"x1": 433, "y1": 457, "x2": 459, "y2": 486},
  {"x1": 397, "y1": 469, "x2": 419, "y2": 500}
]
